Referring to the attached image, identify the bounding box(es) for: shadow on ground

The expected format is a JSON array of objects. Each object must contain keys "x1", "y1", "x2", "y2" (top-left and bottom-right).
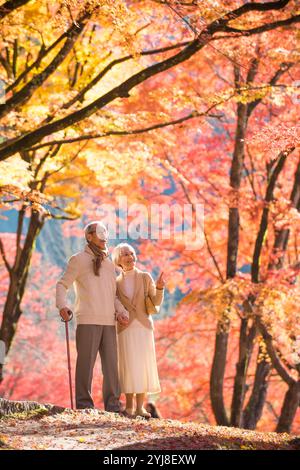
[{"x1": 115, "y1": 435, "x2": 300, "y2": 451}]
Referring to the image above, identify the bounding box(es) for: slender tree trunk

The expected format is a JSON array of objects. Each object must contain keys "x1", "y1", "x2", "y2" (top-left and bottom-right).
[
  {"x1": 210, "y1": 329, "x2": 230, "y2": 425},
  {"x1": 210, "y1": 91, "x2": 247, "y2": 425},
  {"x1": 276, "y1": 381, "x2": 300, "y2": 433},
  {"x1": 231, "y1": 320, "x2": 257, "y2": 427},
  {"x1": 243, "y1": 152, "x2": 298, "y2": 429},
  {"x1": 225, "y1": 97, "x2": 250, "y2": 427},
  {"x1": 228, "y1": 59, "x2": 296, "y2": 428},
  {"x1": 0, "y1": 210, "x2": 44, "y2": 383},
  {"x1": 217, "y1": 57, "x2": 260, "y2": 427},
  {"x1": 243, "y1": 358, "x2": 271, "y2": 429},
  {"x1": 210, "y1": 53, "x2": 296, "y2": 428},
  {"x1": 270, "y1": 158, "x2": 300, "y2": 270},
  {"x1": 231, "y1": 151, "x2": 287, "y2": 428},
  {"x1": 231, "y1": 319, "x2": 248, "y2": 427}
]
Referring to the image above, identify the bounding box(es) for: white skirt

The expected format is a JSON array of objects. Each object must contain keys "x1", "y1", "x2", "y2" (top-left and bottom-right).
[{"x1": 117, "y1": 319, "x2": 161, "y2": 394}]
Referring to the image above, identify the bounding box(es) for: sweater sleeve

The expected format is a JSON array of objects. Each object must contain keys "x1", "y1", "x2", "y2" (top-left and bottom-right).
[
  {"x1": 146, "y1": 272, "x2": 164, "y2": 306},
  {"x1": 56, "y1": 255, "x2": 79, "y2": 310},
  {"x1": 114, "y1": 296, "x2": 129, "y2": 319}
]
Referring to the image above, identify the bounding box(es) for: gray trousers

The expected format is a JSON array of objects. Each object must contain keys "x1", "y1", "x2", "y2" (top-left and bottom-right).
[{"x1": 75, "y1": 325, "x2": 121, "y2": 411}]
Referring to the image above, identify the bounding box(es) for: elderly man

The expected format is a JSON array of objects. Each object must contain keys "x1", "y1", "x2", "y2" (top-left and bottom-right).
[{"x1": 56, "y1": 221, "x2": 129, "y2": 412}]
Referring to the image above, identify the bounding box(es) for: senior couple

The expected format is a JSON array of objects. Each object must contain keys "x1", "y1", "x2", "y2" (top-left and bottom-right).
[{"x1": 56, "y1": 221, "x2": 165, "y2": 418}]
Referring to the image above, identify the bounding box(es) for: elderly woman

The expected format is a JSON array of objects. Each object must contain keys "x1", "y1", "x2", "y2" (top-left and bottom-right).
[{"x1": 112, "y1": 243, "x2": 165, "y2": 419}]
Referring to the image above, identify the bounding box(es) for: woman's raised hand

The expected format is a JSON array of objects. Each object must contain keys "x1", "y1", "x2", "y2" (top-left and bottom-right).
[{"x1": 156, "y1": 271, "x2": 166, "y2": 289}]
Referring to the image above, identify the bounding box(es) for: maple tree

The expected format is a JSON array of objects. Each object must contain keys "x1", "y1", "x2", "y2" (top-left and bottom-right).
[{"x1": 98, "y1": 2, "x2": 300, "y2": 432}]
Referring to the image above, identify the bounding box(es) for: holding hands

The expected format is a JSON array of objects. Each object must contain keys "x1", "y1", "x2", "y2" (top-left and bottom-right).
[{"x1": 117, "y1": 311, "x2": 129, "y2": 326}]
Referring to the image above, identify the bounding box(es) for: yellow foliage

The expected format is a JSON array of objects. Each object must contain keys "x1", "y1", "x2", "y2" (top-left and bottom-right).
[
  {"x1": 63, "y1": 202, "x2": 82, "y2": 218},
  {"x1": 83, "y1": 141, "x2": 157, "y2": 187},
  {"x1": 0, "y1": 156, "x2": 32, "y2": 191}
]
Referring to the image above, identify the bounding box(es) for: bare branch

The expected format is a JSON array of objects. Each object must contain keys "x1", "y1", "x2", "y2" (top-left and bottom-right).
[
  {"x1": 222, "y1": 15, "x2": 299, "y2": 36},
  {"x1": 47, "y1": 213, "x2": 79, "y2": 221},
  {"x1": 0, "y1": 237, "x2": 12, "y2": 273},
  {"x1": 258, "y1": 319, "x2": 296, "y2": 386},
  {"x1": 15, "y1": 204, "x2": 26, "y2": 268},
  {"x1": 28, "y1": 110, "x2": 223, "y2": 151},
  {"x1": 0, "y1": 0, "x2": 31, "y2": 21}
]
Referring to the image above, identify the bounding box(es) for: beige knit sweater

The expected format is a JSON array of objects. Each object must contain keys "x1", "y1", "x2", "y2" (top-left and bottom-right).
[
  {"x1": 56, "y1": 245, "x2": 128, "y2": 325},
  {"x1": 116, "y1": 267, "x2": 164, "y2": 334}
]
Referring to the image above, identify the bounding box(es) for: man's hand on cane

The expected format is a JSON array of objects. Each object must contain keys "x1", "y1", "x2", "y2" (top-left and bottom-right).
[
  {"x1": 60, "y1": 307, "x2": 73, "y2": 322},
  {"x1": 59, "y1": 306, "x2": 74, "y2": 409}
]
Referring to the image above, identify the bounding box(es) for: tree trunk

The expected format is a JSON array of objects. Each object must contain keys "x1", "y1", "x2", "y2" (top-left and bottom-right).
[
  {"x1": 243, "y1": 357, "x2": 271, "y2": 429},
  {"x1": 269, "y1": 158, "x2": 300, "y2": 270},
  {"x1": 231, "y1": 151, "x2": 288, "y2": 428},
  {"x1": 276, "y1": 381, "x2": 300, "y2": 433},
  {"x1": 242, "y1": 151, "x2": 297, "y2": 429},
  {"x1": 231, "y1": 320, "x2": 257, "y2": 427},
  {"x1": 210, "y1": 69, "x2": 248, "y2": 425},
  {"x1": 228, "y1": 61, "x2": 296, "y2": 429},
  {"x1": 210, "y1": 329, "x2": 230, "y2": 425},
  {"x1": 0, "y1": 210, "x2": 44, "y2": 382},
  {"x1": 225, "y1": 60, "x2": 259, "y2": 427}
]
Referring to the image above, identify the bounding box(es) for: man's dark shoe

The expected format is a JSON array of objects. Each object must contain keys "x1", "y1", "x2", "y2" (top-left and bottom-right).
[{"x1": 106, "y1": 407, "x2": 122, "y2": 413}]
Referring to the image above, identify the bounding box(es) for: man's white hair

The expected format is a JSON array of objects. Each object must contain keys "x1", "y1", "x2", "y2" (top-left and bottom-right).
[
  {"x1": 84, "y1": 221, "x2": 108, "y2": 240},
  {"x1": 112, "y1": 243, "x2": 137, "y2": 268}
]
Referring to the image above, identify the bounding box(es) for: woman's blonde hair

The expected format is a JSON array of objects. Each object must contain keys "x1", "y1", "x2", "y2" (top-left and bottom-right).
[{"x1": 112, "y1": 243, "x2": 137, "y2": 268}]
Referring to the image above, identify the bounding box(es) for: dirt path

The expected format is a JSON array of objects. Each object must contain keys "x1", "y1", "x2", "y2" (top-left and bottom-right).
[{"x1": 1, "y1": 409, "x2": 299, "y2": 450}]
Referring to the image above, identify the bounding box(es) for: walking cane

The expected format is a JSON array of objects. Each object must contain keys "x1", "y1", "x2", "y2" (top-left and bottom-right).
[{"x1": 61, "y1": 310, "x2": 74, "y2": 410}]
